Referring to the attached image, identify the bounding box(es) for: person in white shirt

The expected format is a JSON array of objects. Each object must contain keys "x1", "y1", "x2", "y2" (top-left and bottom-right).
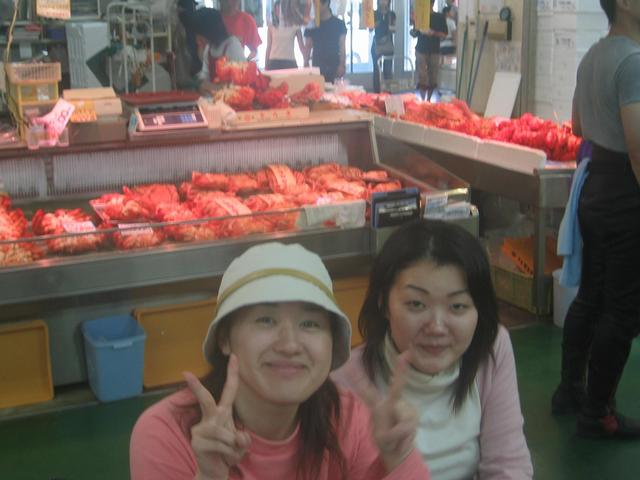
[{"x1": 266, "y1": 0, "x2": 305, "y2": 70}]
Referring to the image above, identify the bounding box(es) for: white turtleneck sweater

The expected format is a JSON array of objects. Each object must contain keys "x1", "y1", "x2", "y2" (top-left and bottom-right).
[{"x1": 381, "y1": 335, "x2": 481, "y2": 480}]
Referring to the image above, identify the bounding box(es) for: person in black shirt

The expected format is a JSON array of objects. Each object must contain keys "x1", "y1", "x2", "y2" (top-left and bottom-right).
[
  {"x1": 371, "y1": 0, "x2": 396, "y2": 93},
  {"x1": 410, "y1": 0, "x2": 448, "y2": 100},
  {"x1": 303, "y1": 0, "x2": 347, "y2": 83}
]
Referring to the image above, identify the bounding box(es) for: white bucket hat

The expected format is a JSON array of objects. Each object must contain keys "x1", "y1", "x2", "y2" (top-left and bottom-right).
[{"x1": 203, "y1": 242, "x2": 352, "y2": 369}]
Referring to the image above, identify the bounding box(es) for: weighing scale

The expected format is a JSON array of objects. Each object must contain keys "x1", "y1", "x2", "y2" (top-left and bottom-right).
[{"x1": 120, "y1": 91, "x2": 209, "y2": 135}]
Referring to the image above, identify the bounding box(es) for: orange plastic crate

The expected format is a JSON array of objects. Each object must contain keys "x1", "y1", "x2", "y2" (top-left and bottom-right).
[
  {"x1": 0, "y1": 320, "x2": 54, "y2": 409},
  {"x1": 501, "y1": 236, "x2": 562, "y2": 276}
]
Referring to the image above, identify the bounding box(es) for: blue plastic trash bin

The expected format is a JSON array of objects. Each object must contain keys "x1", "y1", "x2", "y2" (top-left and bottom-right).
[{"x1": 82, "y1": 315, "x2": 146, "y2": 402}]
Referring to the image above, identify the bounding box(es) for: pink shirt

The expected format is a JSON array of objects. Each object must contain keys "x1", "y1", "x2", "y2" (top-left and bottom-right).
[
  {"x1": 130, "y1": 387, "x2": 430, "y2": 480},
  {"x1": 333, "y1": 326, "x2": 533, "y2": 479}
]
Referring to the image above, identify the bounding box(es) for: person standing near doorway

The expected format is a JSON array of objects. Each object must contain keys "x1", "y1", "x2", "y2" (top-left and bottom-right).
[
  {"x1": 303, "y1": 0, "x2": 347, "y2": 84},
  {"x1": 551, "y1": 0, "x2": 640, "y2": 438},
  {"x1": 221, "y1": 0, "x2": 262, "y2": 61},
  {"x1": 371, "y1": 0, "x2": 396, "y2": 93},
  {"x1": 440, "y1": 6, "x2": 457, "y2": 57},
  {"x1": 266, "y1": 0, "x2": 305, "y2": 70},
  {"x1": 411, "y1": 0, "x2": 448, "y2": 101}
]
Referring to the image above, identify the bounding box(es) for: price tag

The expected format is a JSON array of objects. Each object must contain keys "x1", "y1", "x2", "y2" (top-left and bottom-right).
[
  {"x1": 384, "y1": 95, "x2": 405, "y2": 116},
  {"x1": 444, "y1": 201, "x2": 472, "y2": 219},
  {"x1": 371, "y1": 188, "x2": 421, "y2": 228},
  {"x1": 118, "y1": 223, "x2": 154, "y2": 236},
  {"x1": 62, "y1": 221, "x2": 96, "y2": 234},
  {"x1": 423, "y1": 193, "x2": 448, "y2": 219}
]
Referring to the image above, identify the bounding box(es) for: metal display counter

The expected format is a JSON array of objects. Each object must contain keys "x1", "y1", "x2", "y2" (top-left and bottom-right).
[
  {"x1": 375, "y1": 118, "x2": 575, "y2": 315},
  {"x1": 0, "y1": 112, "x2": 471, "y2": 386}
]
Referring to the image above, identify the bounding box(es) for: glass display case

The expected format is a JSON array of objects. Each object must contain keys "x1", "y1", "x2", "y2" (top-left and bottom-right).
[{"x1": 0, "y1": 115, "x2": 469, "y2": 305}]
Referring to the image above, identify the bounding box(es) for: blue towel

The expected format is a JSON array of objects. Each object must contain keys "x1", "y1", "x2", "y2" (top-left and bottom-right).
[{"x1": 557, "y1": 156, "x2": 590, "y2": 287}]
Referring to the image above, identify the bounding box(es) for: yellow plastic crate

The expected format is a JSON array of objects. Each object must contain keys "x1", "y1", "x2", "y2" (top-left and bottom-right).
[
  {"x1": 6, "y1": 63, "x2": 61, "y2": 84},
  {"x1": 0, "y1": 320, "x2": 54, "y2": 409},
  {"x1": 134, "y1": 299, "x2": 216, "y2": 388},
  {"x1": 6, "y1": 62, "x2": 61, "y2": 138},
  {"x1": 491, "y1": 264, "x2": 552, "y2": 315},
  {"x1": 334, "y1": 276, "x2": 369, "y2": 347}
]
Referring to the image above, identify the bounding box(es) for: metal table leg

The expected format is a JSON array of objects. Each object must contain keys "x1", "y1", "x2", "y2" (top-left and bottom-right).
[{"x1": 533, "y1": 205, "x2": 547, "y2": 315}]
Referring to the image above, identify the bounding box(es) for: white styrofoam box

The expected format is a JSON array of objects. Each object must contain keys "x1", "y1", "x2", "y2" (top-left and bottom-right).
[
  {"x1": 476, "y1": 140, "x2": 547, "y2": 174},
  {"x1": 423, "y1": 126, "x2": 480, "y2": 159},
  {"x1": 390, "y1": 120, "x2": 429, "y2": 147},
  {"x1": 373, "y1": 114, "x2": 394, "y2": 137}
]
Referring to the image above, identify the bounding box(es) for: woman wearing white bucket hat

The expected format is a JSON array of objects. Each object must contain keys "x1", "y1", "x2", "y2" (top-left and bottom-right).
[{"x1": 130, "y1": 242, "x2": 431, "y2": 480}]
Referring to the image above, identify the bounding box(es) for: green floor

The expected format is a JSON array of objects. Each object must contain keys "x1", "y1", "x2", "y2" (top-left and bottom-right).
[{"x1": 1, "y1": 324, "x2": 639, "y2": 479}]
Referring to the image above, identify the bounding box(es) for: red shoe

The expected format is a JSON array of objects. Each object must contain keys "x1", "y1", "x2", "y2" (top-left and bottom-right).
[{"x1": 577, "y1": 411, "x2": 640, "y2": 439}]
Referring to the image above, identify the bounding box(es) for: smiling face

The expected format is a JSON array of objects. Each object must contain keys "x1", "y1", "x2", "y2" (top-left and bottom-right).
[
  {"x1": 222, "y1": 302, "x2": 333, "y2": 407},
  {"x1": 386, "y1": 259, "x2": 478, "y2": 375}
]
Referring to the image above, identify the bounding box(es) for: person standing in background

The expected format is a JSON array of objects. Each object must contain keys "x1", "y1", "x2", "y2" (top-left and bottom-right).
[
  {"x1": 266, "y1": 0, "x2": 305, "y2": 70},
  {"x1": 371, "y1": 0, "x2": 396, "y2": 93},
  {"x1": 440, "y1": 6, "x2": 457, "y2": 56},
  {"x1": 551, "y1": 0, "x2": 640, "y2": 438},
  {"x1": 411, "y1": 0, "x2": 447, "y2": 101},
  {"x1": 221, "y1": 0, "x2": 262, "y2": 61},
  {"x1": 445, "y1": 0, "x2": 458, "y2": 23},
  {"x1": 303, "y1": 0, "x2": 347, "y2": 84},
  {"x1": 192, "y1": 8, "x2": 246, "y2": 93}
]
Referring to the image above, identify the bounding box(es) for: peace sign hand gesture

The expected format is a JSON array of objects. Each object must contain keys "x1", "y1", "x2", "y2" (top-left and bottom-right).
[
  {"x1": 354, "y1": 351, "x2": 418, "y2": 472},
  {"x1": 184, "y1": 354, "x2": 251, "y2": 480}
]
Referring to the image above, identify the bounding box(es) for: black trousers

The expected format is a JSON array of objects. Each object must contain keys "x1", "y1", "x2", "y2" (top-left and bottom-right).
[
  {"x1": 266, "y1": 59, "x2": 298, "y2": 70},
  {"x1": 560, "y1": 144, "x2": 640, "y2": 415},
  {"x1": 371, "y1": 46, "x2": 392, "y2": 94}
]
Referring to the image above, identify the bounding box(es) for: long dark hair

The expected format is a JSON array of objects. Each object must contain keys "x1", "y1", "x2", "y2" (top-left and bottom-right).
[
  {"x1": 272, "y1": 0, "x2": 281, "y2": 27},
  {"x1": 179, "y1": 312, "x2": 347, "y2": 480},
  {"x1": 191, "y1": 8, "x2": 231, "y2": 47},
  {"x1": 600, "y1": 0, "x2": 615, "y2": 24},
  {"x1": 360, "y1": 219, "x2": 499, "y2": 412}
]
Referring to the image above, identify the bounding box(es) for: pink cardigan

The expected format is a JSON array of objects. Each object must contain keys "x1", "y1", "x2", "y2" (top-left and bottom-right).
[
  {"x1": 130, "y1": 387, "x2": 430, "y2": 480},
  {"x1": 332, "y1": 326, "x2": 533, "y2": 480}
]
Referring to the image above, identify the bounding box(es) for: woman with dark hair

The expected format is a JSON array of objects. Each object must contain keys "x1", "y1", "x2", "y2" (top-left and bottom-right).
[
  {"x1": 333, "y1": 220, "x2": 533, "y2": 479},
  {"x1": 130, "y1": 242, "x2": 431, "y2": 480},
  {"x1": 551, "y1": 0, "x2": 640, "y2": 438},
  {"x1": 191, "y1": 8, "x2": 246, "y2": 93}
]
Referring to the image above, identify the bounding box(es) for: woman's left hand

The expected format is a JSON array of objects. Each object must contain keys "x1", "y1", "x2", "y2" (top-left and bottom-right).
[{"x1": 354, "y1": 351, "x2": 418, "y2": 472}]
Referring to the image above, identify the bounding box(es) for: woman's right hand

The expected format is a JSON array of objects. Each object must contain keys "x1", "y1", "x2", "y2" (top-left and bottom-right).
[
  {"x1": 184, "y1": 354, "x2": 251, "y2": 480},
  {"x1": 354, "y1": 351, "x2": 418, "y2": 472}
]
